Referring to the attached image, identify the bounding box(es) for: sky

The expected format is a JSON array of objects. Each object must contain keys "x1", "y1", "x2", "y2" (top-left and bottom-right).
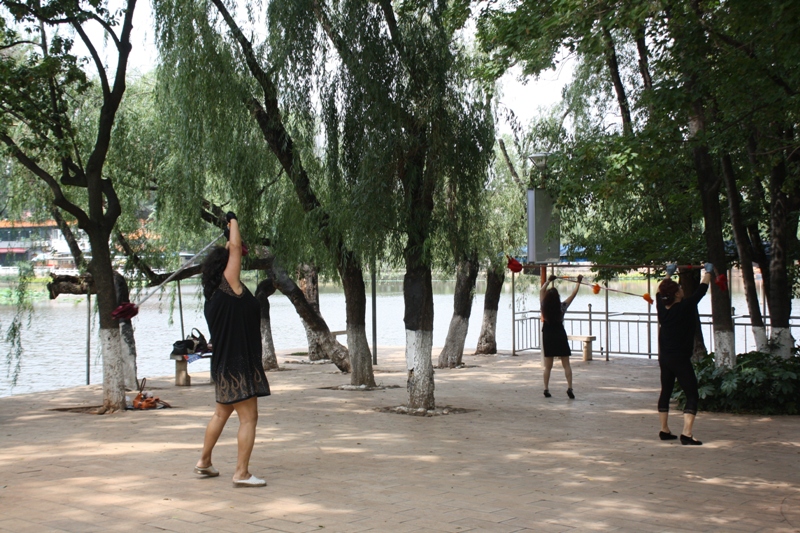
[
  {"x1": 87, "y1": 1, "x2": 573, "y2": 134},
  {"x1": 495, "y1": 63, "x2": 573, "y2": 134}
]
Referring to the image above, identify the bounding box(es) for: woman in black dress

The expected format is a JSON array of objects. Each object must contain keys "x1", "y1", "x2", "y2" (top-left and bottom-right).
[
  {"x1": 194, "y1": 212, "x2": 271, "y2": 487},
  {"x1": 655, "y1": 263, "x2": 711, "y2": 445},
  {"x1": 540, "y1": 274, "x2": 582, "y2": 399}
]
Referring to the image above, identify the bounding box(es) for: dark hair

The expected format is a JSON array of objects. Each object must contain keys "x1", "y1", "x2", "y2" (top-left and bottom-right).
[
  {"x1": 201, "y1": 246, "x2": 229, "y2": 300},
  {"x1": 658, "y1": 279, "x2": 681, "y2": 306},
  {"x1": 541, "y1": 287, "x2": 563, "y2": 323}
]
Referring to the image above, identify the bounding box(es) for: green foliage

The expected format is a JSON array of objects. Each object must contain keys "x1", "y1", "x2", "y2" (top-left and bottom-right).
[
  {"x1": 674, "y1": 352, "x2": 800, "y2": 415},
  {"x1": 4, "y1": 262, "x2": 34, "y2": 387}
]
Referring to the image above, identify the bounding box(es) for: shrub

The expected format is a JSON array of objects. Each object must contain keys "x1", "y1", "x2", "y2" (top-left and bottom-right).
[{"x1": 673, "y1": 351, "x2": 800, "y2": 415}]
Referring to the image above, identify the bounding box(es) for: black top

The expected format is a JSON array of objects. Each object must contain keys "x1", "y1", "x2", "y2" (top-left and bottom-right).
[
  {"x1": 205, "y1": 277, "x2": 270, "y2": 404},
  {"x1": 657, "y1": 283, "x2": 708, "y2": 360}
]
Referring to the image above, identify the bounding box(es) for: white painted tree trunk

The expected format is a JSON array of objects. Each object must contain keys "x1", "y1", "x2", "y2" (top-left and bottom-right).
[
  {"x1": 437, "y1": 316, "x2": 469, "y2": 368},
  {"x1": 100, "y1": 328, "x2": 126, "y2": 412},
  {"x1": 119, "y1": 320, "x2": 138, "y2": 390},
  {"x1": 261, "y1": 316, "x2": 278, "y2": 370},
  {"x1": 752, "y1": 325, "x2": 769, "y2": 353},
  {"x1": 405, "y1": 329, "x2": 435, "y2": 410},
  {"x1": 475, "y1": 309, "x2": 498, "y2": 355},
  {"x1": 714, "y1": 330, "x2": 736, "y2": 368},
  {"x1": 769, "y1": 327, "x2": 794, "y2": 359}
]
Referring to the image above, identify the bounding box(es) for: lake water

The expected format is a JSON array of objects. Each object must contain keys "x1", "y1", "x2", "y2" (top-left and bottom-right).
[{"x1": 0, "y1": 273, "x2": 783, "y2": 397}]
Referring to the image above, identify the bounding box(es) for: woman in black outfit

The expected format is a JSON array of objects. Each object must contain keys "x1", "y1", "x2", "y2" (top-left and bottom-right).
[
  {"x1": 194, "y1": 213, "x2": 271, "y2": 486},
  {"x1": 540, "y1": 274, "x2": 583, "y2": 399},
  {"x1": 656, "y1": 263, "x2": 712, "y2": 445}
]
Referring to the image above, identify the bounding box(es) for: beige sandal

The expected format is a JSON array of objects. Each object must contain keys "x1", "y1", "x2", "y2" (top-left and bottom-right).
[{"x1": 194, "y1": 465, "x2": 220, "y2": 477}]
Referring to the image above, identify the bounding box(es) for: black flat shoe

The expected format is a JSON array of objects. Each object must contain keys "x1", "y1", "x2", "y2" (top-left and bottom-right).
[
  {"x1": 659, "y1": 431, "x2": 678, "y2": 441},
  {"x1": 680, "y1": 434, "x2": 703, "y2": 446},
  {"x1": 543, "y1": 390, "x2": 551, "y2": 398},
  {"x1": 567, "y1": 388, "x2": 575, "y2": 399}
]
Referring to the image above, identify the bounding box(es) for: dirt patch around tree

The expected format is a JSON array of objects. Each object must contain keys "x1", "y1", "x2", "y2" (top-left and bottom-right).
[
  {"x1": 375, "y1": 405, "x2": 476, "y2": 416},
  {"x1": 320, "y1": 384, "x2": 402, "y2": 391}
]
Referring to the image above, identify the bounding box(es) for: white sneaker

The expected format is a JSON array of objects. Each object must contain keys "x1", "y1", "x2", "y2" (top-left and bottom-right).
[{"x1": 232, "y1": 475, "x2": 267, "y2": 488}]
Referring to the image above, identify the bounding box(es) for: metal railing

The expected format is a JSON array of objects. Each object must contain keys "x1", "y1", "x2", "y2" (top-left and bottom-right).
[{"x1": 514, "y1": 304, "x2": 800, "y2": 358}]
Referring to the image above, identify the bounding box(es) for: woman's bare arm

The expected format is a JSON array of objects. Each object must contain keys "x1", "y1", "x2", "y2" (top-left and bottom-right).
[
  {"x1": 223, "y1": 216, "x2": 243, "y2": 294},
  {"x1": 563, "y1": 275, "x2": 583, "y2": 306}
]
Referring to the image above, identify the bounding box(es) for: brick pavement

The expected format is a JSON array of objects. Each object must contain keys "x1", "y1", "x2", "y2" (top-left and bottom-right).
[{"x1": 0, "y1": 348, "x2": 798, "y2": 532}]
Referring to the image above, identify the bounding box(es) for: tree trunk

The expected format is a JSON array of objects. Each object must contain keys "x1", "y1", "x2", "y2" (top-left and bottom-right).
[
  {"x1": 269, "y1": 262, "x2": 351, "y2": 372},
  {"x1": 438, "y1": 253, "x2": 479, "y2": 368},
  {"x1": 114, "y1": 271, "x2": 138, "y2": 389},
  {"x1": 693, "y1": 138, "x2": 735, "y2": 367},
  {"x1": 404, "y1": 262, "x2": 435, "y2": 410},
  {"x1": 747, "y1": 223, "x2": 770, "y2": 298},
  {"x1": 721, "y1": 154, "x2": 768, "y2": 351},
  {"x1": 476, "y1": 267, "x2": 504, "y2": 355},
  {"x1": 602, "y1": 25, "x2": 633, "y2": 135},
  {"x1": 255, "y1": 280, "x2": 279, "y2": 371},
  {"x1": 297, "y1": 263, "x2": 324, "y2": 360},
  {"x1": 678, "y1": 268, "x2": 708, "y2": 361},
  {"x1": 767, "y1": 157, "x2": 795, "y2": 358},
  {"x1": 341, "y1": 260, "x2": 375, "y2": 387},
  {"x1": 635, "y1": 27, "x2": 653, "y2": 92},
  {"x1": 89, "y1": 237, "x2": 126, "y2": 413}
]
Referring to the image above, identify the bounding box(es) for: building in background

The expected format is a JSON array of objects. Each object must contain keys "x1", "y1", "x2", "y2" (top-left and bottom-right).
[{"x1": 0, "y1": 220, "x2": 88, "y2": 269}]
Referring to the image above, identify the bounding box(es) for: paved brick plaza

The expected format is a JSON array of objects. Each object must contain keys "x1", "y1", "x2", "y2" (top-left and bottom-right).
[{"x1": 1, "y1": 348, "x2": 798, "y2": 532}]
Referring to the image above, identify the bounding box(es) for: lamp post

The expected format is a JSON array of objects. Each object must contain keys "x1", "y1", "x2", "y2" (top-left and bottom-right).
[
  {"x1": 530, "y1": 152, "x2": 550, "y2": 186},
  {"x1": 529, "y1": 152, "x2": 551, "y2": 286}
]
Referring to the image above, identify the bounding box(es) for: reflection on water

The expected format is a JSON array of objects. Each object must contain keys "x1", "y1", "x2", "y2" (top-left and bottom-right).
[{"x1": 0, "y1": 274, "x2": 778, "y2": 397}]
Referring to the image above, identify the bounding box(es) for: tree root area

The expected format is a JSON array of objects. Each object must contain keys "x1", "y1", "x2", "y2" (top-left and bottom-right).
[
  {"x1": 49, "y1": 406, "x2": 105, "y2": 414},
  {"x1": 375, "y1": 405, "x2": 476, "y2": 416},
  {"x1": 320, "y1": 385, "x2": 402, "y2": 391}
]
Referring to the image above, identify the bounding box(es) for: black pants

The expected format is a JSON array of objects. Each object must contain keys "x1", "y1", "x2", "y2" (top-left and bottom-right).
[{"x1": 658, "y1": 356, "x2": 699, "y2": 415}]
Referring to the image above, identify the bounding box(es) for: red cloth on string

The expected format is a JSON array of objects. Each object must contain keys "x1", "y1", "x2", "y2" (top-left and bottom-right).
[
  {"x1": 715, "y1": 273, "x2": 728, "y2": 292},
  {"x1": 506, "y1": 255, "x2": 522, "y2": 273}
]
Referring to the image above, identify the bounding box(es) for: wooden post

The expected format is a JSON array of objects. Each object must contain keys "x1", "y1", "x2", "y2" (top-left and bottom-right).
[{"x1": 177, "y1": 279, "x2": 185, "y2": 340}]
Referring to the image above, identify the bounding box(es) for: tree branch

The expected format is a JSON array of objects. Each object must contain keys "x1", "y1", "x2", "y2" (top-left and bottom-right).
[
  {"x1": 497, "y1": 138, "x2": 524, "y2": 189},
  {"x1": 115, "y1": 230, "x2": 160, "y2": 283},
  {"x1": 0, "y1": 40, "x2": 38, "y2": 50},
  {"x1": 51, "y1": 205, "x2": 86, "y2": 270},
  {"x1": 0, "y1": 133, "x2": 91, "y2": 228},
  {"x1": 71, "y1": 21, "x2": 111, "y2": 97}
]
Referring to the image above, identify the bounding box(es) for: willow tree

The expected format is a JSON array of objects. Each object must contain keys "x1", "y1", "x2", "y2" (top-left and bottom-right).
[
  {"x1": 152, "y1": 0, "x2": 378, "y2": 381},
  {"x1": 480, "y1": 0, "x2": 800, "y2": 361},
  {"x1": 0, "y1": 0, "x2": 137, "y2": 411},
  {"x1": 286, "y1": 0, "x2": 494, "y2": 408}
]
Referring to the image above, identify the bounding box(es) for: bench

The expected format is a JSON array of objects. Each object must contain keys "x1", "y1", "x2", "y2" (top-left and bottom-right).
[
  {"x1": 169, "y1": 353, "x2": 211, "y2": 386},
  {"x1": 567, "y1": 335, "x2": 597, "y2": 361}
]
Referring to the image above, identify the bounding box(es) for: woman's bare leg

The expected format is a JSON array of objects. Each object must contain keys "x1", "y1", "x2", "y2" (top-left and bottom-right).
[
  {"x1": 197, "y1": 402, "x2": 235, "y2": 469},
  {"x1": 561, "y1": 356, "x2": 573, "y2": 389},
  {"x1": 232, "y1": 396, "x2": 259, "y2": 481},
  {"x1": 659, "y1": 411, "x2": 671, "y2": 434},
  {"x1": 543, "y1": 356, "x2": 554, "y2": 390},
  {"x1": 682, "y1": 413, "x2": 696, "y2": 437}
]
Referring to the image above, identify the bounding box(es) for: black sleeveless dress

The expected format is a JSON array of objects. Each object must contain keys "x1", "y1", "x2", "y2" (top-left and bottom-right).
[
  {"x1": 204, "y1": 277, "x2": 270, "y2": 404},
  {"x1": 541, "y1": 301, "x2": 572, "y2": 358}
]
